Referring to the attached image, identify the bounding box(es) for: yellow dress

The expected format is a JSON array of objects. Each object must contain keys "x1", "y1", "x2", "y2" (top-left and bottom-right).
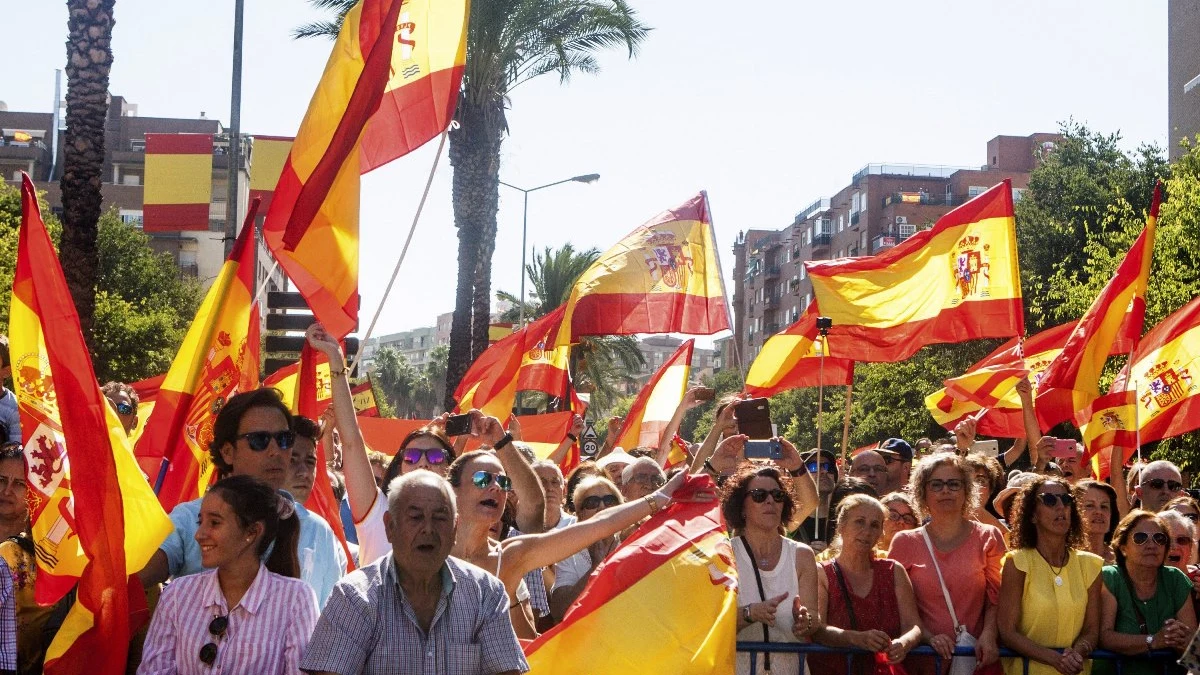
[{"x1": 1002, "y1": 547, "x2": 1103, "y2": 675}]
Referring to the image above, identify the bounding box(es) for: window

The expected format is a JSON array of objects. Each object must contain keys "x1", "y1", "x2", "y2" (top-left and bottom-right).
[
  {"x1": 899, "y1": 223, "x2": 916, "y2": 238},
  {"x1": 123, "y1": 174, "x2": 140, "y2": 186},
  {"x1": 861, "y1": 231, "x2": 868, "y2": 249},
  {"x1": 1012, "y1": 188, "x2": 1025, "y2": 202},
  {"x1": 968, "y1": 185, "x2": 988, "y2": 197},
  {"x1": 799, "y1": 266, "x2": 806, "y2": 280},
  {"x1": 837, "y1": 215, "x2": 843, "y2": 232}
]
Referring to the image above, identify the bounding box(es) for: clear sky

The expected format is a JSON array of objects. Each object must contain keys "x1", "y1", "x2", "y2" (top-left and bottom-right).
[{"x1": 4, "y1": 0, "x2": 1168, "y2": 348}]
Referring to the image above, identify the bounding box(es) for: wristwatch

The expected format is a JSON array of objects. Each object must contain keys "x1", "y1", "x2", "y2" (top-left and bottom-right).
[
  {"x1": 742, "y1": 605, "x2": 752, "y2": 623},
  {"x1": 1145, "y1": 634, "x2": 1154, "y2": 651}
]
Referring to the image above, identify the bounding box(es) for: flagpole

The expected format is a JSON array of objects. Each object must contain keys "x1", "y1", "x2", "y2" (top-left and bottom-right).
[
  {"x1": 347, "y1": 130, "x2": 449, "y2": 376},
  {"x1": 814, "y1": 317, "x2": 831, "y2": 547},
  {"x1": 701, "y1": 191, "x2": 744, "y2": 375},
  {"x1": 840, "y1": 369, "x2": 854, "y2": 463}
]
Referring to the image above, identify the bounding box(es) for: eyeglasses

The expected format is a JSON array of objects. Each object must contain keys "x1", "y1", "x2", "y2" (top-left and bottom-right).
[
  {"x1": 1037, "y1": 493, "x2": 1075, "y2": 508},
  {"x1": 888, "y1": 509, "x2": 918, "y2": 526},
  {"x1": 806, "y1": 461, "x2": 835, "y2": 474},
  {"x1": 115, "y1": 401, "x2": 135, "y2": 416},
  {"x1": 1142, "y1": 478, "x2": 1184, "y2": 492},
  {"x1": 236, "y1": 430, "x2": 295, "y2": 452},
  {"x1": 401, "y1": 447, "x2": 447, "y2": 465},
  {"x1": 926, "y1": 479, "x2": 965, "y2": 493},
  {"x1": 748, "y1": 488, "x2": 787, "y2": 504},
  {"x1": 198, "y1": 614, "x2": 228, "y2": 666},
  {"x1": 579, "y1": 494, "x2": 620, "y2": 510},
  {"x1": 471, "y1": 470, "x2": 513, "y2": 492},
  {"x1": 0, "y1": 475, "x2": 27, "y2": 492},
  {"x1": 1131, "y1": 531, "x2": 1170, "y2": 547},
  {"x1": 628, "y1": 474, "x2": 666, "y2": 489},
  {"x1": 853, "y1": 465, "x2": 889, "y2": 475}
]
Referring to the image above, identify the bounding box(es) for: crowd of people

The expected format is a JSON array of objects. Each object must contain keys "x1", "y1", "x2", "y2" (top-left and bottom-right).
[{"x1": 0, "y1": 324, "x2": 1198, "y2": 674}]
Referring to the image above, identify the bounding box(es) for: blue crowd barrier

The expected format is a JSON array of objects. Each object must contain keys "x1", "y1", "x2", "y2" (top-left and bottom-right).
[{"x1": 736, "y1": 641, "x2": 1180, "y2": 675}]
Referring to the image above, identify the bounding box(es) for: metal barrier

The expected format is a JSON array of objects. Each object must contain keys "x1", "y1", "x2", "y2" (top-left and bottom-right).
[{"x1": 736, "y1": 641, "x2": 1180, "y2": 675}]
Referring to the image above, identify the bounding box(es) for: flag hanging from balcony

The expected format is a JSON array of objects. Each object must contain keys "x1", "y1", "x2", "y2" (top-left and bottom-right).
[
  {"x1": 555, "y1": 193, "x2": 731, "y2": 345},
  {"x1": 613, "y1": 340, "x2": 694, "y2": 452},
  {"x1": 805, "y1": 181, "x2": 1023, "y2": 362},
  {"x1": 745, "y1": 305, "x2": 855, "y2": 397},
  {"x1": 143, "y1": 133, "x2": 213, "y2": 232},
  {"x1": 1036, "y1": 182, "x2": 1160, "y2": 429},
  {"x1": 262, "y1": 0, "x2": 468, "y2": 339}
]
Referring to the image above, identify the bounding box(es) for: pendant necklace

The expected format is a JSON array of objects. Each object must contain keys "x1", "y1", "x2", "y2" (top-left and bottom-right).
[{"x1": 1042, "y1": 549, "x2": 1068, "y2": 587}]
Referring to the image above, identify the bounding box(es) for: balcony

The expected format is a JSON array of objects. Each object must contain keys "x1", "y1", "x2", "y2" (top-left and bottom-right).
[
  {"x1": 765, "y1": 323, "x2": 781, "y2": 335},
  {"x1": 883, "y1": 192, "x2": 975, "y2": 208},
  {"x1": 796, "y1": 197, "x2": 831, "y2": 221},
  {"x1": 851, "y1": 163, "x2": 973, "y2": 183},
  {"x1": 764, "y1": 265, "x2": 780, "y2": 280},
  {"x1": 763, "y1": 296, "x2": 780, "y2": 309},
  {"x1": 850, "y1": 211, "x2": 860, "y2": 226},
  {"x1": 871, "y1": 231, "x2": 912, "y2": 253},
  {"x1": 811, "y1": 233, "x2": 832, "y2": 248}
]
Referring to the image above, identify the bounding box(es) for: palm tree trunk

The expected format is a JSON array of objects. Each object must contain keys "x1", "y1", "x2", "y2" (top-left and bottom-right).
[
  {"x1": 444, "y1": 98, "x2": 503, "y2": 409},
  {"x1": 60, "y1": 0, "x2": 116, "y2": 342},
  {"x1": 472, "y1": 221, "x2": 497, "y2": 359}
]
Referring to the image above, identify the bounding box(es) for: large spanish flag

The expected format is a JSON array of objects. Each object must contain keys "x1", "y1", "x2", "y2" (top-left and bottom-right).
[
  {"x1": 11, "y1": 175, "x2": 172, "y2": 674},
  {"x1": 1036, "y1": 183, "x2": 1160, "y2": 429},
  {"x1": 136, "y1": 201, "x2": 262, "y2": 511},
  {"x1": 142, "y1": 133, "x2": 213, "y2": 232},
  {"x1": 454, "y1": 309, "x2": 566, "y2": 419},
  {"x1": 524, "y1": 475, "x2": 736, "y2": 673},
  {"x1": 516, "y1": 305, "x2": 570, "y2": 399},
  {"x1": 262, "y1": 0, "x2": 468, "y2": 339},
  {"x1": 613, "y1": 340, "x2": 693, "y2": 452},
  {"x1": 248, "y1": 135, "x2": 294, "y2": 213},
  {"x1": 806, "y1": 181, "x2": 1023, "y2": 362},
  {"x1": 557, "y1": 193, "x2": 730, "y2": 344},
  {"x1": 745, "y1": 304, "x2": 855, "y2": 397}
]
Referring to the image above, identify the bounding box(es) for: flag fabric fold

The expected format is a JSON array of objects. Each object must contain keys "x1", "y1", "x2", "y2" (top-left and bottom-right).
[
  {"x1": 744, "y1": 304, "x2": 855, "y2": 397},
  {"x1": 613, "y1": 340, "x2": 694, "y2": 452},
  {"x1": 805, "y1": 181, "x2": 1024, "y2": 362},
  {"x1": 12, "y1": 174, "x2": 172, "y2": 674},
  {"x1": 136, "y1": 200, "x2": 262, "y2": 512},
  {"x1": 523, "y1": 475, "x2": 737, "y2": 674},
  {"x1": 262, "y1": 0, "x2": 468, "y2": 339},
  {"x1": 515, "y1": 306, "x2": 570, "y2": 399}
]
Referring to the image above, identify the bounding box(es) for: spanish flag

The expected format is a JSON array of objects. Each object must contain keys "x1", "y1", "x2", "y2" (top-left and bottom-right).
[
  {"x1": 516, "y1": 306, "x2": 570, "y2": 399},
  {"x1": 142, "y1": 133, "x2": 213, "y2": 231},
  {"x1": 248, "y1": 135, "x2": 293, "y2": 212},
  {"x1": 351, "y1": 380, "x2": 380, "y2": 416},
  {"x1": 262, "y1": 0, "x2": 468, "y2": 339},
  {"x1": 454, "y1": 309, "x2": 567, "y2": 419},
  {"x1": 744, "y1": 304, "x2": 855, "y2": 397},
  {"x1": 1036, "y1": 182, "x2": 1160, "y2": 429},
  {"x1": 557, "y1": 193, "x2": 730, "y2": 345},
  {"x1": 524, "y1": 475, "x2": 736, "y2": 674},
  {"x1": 136, "y1": 201, "x2": 262, "y2": 511},
  {"x1": 613, "y1": 340, "x2": 693, "y2": 454},
  {"x1": 806, "y1": 181, "x2": 1023, "y2": 362},
  {"x1": 11, "y1": 175, "x2": 172, "y2": 674}
]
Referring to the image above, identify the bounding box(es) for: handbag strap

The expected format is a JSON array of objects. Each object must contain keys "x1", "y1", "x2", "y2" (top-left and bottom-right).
[
  {"x1": 920, "y1": 526, "x2": 964, "y2": 631},
  {"x1": 739, "y1": 536, "x2": 772, "y2": 670},
  {"x1": 831, "y1": 561, "x2": 859, "y2": 630}
]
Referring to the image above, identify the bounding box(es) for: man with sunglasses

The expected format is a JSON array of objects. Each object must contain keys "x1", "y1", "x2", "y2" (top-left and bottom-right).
[
  {"x1": 876, "y1": 437, "x2": 913, "y2": 494},
  {"x1": 101, "y1": 381, "x2": 140, "y2": 436},
  {"x1": 794, "y1": 449, "x2": 838, "y2": 551},
  {"x1": 1137, "y1": 460, "x2": 1187, "y2": 512}
]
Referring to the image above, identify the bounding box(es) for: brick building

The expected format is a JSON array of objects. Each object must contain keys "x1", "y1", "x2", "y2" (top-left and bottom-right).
[
  {"x1": 1169, "y1": 0, "x2": 1200, "y2": 160},
  {"x1": 731, "y1": 132, "x2": 1058, "y2": 364}
]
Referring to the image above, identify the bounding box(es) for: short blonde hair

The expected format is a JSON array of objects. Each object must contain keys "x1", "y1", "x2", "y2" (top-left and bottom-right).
[{"x1": 908, "y1": 453, "x2": 980, "y2": 519}]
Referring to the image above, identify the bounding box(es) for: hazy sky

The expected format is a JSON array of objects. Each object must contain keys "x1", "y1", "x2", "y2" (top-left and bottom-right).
[{"x1": 5, "y1": 1, "x2": 1168, "y2": 349}]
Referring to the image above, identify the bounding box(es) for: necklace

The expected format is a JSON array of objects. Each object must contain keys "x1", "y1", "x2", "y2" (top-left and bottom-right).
[
  {"x1": 1039, "y1": 548, "x2": 1069, "y2": 587},
  {"x1": 753, "y1": 537, "x2": 780, "y2": 569}
]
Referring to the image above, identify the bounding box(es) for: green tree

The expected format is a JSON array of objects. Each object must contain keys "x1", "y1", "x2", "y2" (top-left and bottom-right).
[{"x1": 495, "y1": 244, "x2": 601, "y2": 321}]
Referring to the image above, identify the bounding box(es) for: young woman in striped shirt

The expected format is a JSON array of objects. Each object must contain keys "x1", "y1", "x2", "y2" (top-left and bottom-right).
[{"x1": 138, "y1": 475, "x2": 319, "y2": 674}]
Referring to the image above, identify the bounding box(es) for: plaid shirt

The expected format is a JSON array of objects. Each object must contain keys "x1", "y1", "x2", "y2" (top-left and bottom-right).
[
  {"x1": 0, "y1": 557, "x2": 13, "y2": 671},
  {"x1": 300, "y1": 553, "x2": 529, "y2": 675}
]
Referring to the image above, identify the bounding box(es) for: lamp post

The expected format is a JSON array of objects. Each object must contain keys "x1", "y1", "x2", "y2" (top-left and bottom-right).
[{"x1": 499, "y1": 173, "x2": 600, "y2": 326}]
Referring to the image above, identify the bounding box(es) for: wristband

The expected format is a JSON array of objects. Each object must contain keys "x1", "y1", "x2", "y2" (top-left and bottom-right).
[
  {"x1": 788, "y1": 465, "x2": 807, "y2": 477},
  {"x1": 566, "y1": 433, "x2": 578, "y2": 442},
  {"x1": 495, "y1": 432, "x2": 513, "y2": 450},
  {"x1": 742, "y1": 605, "x2": 751, "y2": 623},
  {"x1": 703, "y1": 459, "x2": 718, "y2": 475}
]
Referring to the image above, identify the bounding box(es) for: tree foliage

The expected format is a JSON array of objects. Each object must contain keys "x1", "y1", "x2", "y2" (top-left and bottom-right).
[{"x1": 369, "y1": 344, "x2": 450, "y2": 419}]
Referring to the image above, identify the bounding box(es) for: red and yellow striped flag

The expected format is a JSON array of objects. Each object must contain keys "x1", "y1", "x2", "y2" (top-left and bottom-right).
[
  {"x1": 806, "y1": 181, "x2": 1024, "y2": 362},
  {"x1": 556, "y1": 193, "x2": 730, "y2": 345},
  {"x1": 516, "y1": 305, "x2": 570, "y2": 399},
  {"x1": 263, "y1": 0, "x2": 468, "y2": 339},
  {"x1": 1037, "y1": 182, "x2": 1160, "y2": 429},
  {"x1": 11, "y1": 175, "x2": 171, "y2": 674},
  {"x1": 136, "y1": 201, "x2": 262, "y2": 511},
  {"x1": 143, "y1": 133, "x2": 213, "y2": 231},
  {"x1": 613, "y1": 340, "x2": 693, "y2": 453},
  {"x1": 454, "y1": 309, "x2": 566, "y2": 419},
  {"x1": 745, "y1": 304, "x2": 855, "y2": 397},
  {"x1": 248, "y1": 135, "x2": 293, "y2": 213},
  {"x1": 524, "y1": 475, "x2": 736, "y2": 674}
]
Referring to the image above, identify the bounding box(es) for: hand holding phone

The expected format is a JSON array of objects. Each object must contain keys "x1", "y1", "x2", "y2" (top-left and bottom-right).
[
  {"x1": 444, "y1": 413, "x2": 472, "y2": 437},
  {"x1": 744, "y1": 439, "x2": 782, "y2": 460},
  {"x1": 1050, "y1": 438, "x2": 1079, "y2": 458}
]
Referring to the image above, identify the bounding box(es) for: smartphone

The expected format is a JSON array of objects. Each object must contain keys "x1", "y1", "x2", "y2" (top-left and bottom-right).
[
  {"x1": 694, "y1": 387, "x2": 716, "y2": 402},
  {"x1": 1051, "y1": 438, "x2": 1079, "y2": 458},
  {"x1": 444, "y1": 413, "x2": 472, "y2": 437},
  {"x1": 744, "y1": 439, "x2": 783, "y2": 460},
  {"x1": 734, "y1": 398, "x2": 772, "y2": 439},
  {"x1": 971, "y1": 439, "x2": 999, "y2": 457}
]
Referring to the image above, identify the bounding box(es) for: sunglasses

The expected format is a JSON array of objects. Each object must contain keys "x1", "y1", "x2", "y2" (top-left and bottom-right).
[
  {"x1": 888, "y1": 509, "x2": 918, "y2": 526},
  {"x1": 579, "y1": 494, "x2": 620, "y2": 511},
  {"x1": 1174, "y1": 536, "x2": 1196, "y2": 547},
  {"x1": 748, "y1": 488, "x2": 787, "y2": 504},
  {"x1": 1131, "y1": 531, "x2": 1170, "y2": 547},
  {"x1": 926, "y1": 479, "x2": 965, "y2": 493},
  {"x1": 236, "y1": 430, "x2": 295, "y2": 452},
  {"x1": 806, "y1": 461, "x2": 835, "y2": 474},
  {"x1": 198, "y1": 614, "x2": 228, "y2": 666},
  {"x1": 628, "y1": 474, "x2": 666, "y2": 489},
  {"x1": 401, "y1": 448, "x2": 447, "y2": 465},
  {"x1": 1037, "y1": 493, "x2": 1075, "y2": 508},
  {"x1": 471, "y1": 470, "x2": 513, "y2": 492},
  {"x1": 1142, "y1": 478, "x2": 1184, "y2": 492},
  {"x1": 115, "y1": 401, "x2": 135, "y2": 416}
]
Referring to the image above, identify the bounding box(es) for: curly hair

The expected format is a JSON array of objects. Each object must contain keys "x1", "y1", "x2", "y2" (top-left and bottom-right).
[
  {"x1": 1111, "y1": 509, "x2": 1168, "y2": 569},
  {"x1": 1164, "y1": 494, "x2": 1200, "y2": 518},
  {"x1": 909, "y1": 453, "x2": 979, "y2": 519},
  {"x1": 100, "y1": 381, "x2": 139, "y2": 406},
  {"x1": 720, "y1": 464, "x2": 796, "y2": 534},
  {"x1": 963, "y1": 452, "x2": 1004, "y2": 505},
  {"x1": 1007, "y1": 477, "x2": 1086, "y2": 551}
]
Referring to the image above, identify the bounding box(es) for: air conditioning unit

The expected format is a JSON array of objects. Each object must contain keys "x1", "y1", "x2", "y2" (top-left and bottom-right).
[{"x1": 894, "y1": 216, "x2": 908, "y2": 225}]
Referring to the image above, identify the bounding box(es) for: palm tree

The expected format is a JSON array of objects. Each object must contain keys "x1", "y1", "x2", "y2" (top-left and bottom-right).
[
  {"x1": 60, "y1": 0, "x2": 117, "y2": 340},
  {"x1": 295, "y1": 0, "x2": 650, "y2": 411},
  {"x1": 495, "y1": 244, "x2": 601, "y2": 321}
]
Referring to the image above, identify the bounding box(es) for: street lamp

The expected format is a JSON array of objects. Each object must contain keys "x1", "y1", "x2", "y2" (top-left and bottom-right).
[{"x1": 499, "y1": 173, "x2": 600, "y2": 326}]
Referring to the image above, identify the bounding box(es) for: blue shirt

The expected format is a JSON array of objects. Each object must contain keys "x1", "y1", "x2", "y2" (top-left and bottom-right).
[
  {"x1": 0, "y1": 389, "x2": 20, "y2": 444},
  {"x1": 159, "y1": 496, "x2": 347, "y2": 607}
]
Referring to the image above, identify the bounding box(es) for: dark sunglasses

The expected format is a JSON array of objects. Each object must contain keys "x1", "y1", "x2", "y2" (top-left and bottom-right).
[
  {"x1": 1037, "y1": 493, "x2": 1075, "y2": 508},
  {"x1": 1174, "y1": 536, "x2": 1196, "y2": 547},
  {"x1": 748, "y1": 488, "x2": 787, "y2": 504},
  {"x1": 806, "y1": 461, "x2": 835, "y2": 474},
  {"x1": 115, "y1": 401, "x2": 135, "y2": 416},
  {"x1": 198, "y1": 614, "x2": 228, "y2": 665},
  {"x1": 401, "y1": 448, "x2": 447, "y2": 465},
  {"x1": 236, "y1": 430, "x2": 295, "y2": 451},
  {"x1": 471, "y1": 470, "x2": 513, "y2": 492},
  {"x1": 579, "y1": 494, "x2": 620, "y2": 510},
  {"x1": 1143, "y1": 478, "x2": 1184, "y2": 492},
  {"x1": 1132, "y1": 531, "x2": 1170, "y2": 547}
]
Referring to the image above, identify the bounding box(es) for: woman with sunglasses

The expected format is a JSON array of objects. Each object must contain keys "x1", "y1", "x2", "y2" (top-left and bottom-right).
[
  {"x1": 139, "y1": 475, "x2": 318, "y2": 674},
  {"x1": 1164, "y1": 496, "x2": 1200, "y2": 615},
  {"x1": 812, "y1": 494, "x2": 923, "y2": 675},
  {"x1": 879, "y1": 492, "x2": 919, "y2": 556},
  {"x1": 549, "y1": 476, "x2": 624, "y2": 620},
  {"x1": 996, "y1": 477, "x2": 1101, "y2": 675},
  {"x1": 722, "y1": 463, "x2": 820, "y2": 675},
  {"x1": 889, "y1": 453, "x2": 1005, "y2": 675},
  {"x1": 1078, "y1": 480, "x2": 1120, "y2": 564},
  {"x1": 1096, "y1": 510, "x2": 1197, "y2": 675}
]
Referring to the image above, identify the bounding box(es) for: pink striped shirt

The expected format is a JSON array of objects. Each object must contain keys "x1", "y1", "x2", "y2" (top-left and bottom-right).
[{"x1": 138, "y1": 564, "x2": 318, "y2": 675}]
